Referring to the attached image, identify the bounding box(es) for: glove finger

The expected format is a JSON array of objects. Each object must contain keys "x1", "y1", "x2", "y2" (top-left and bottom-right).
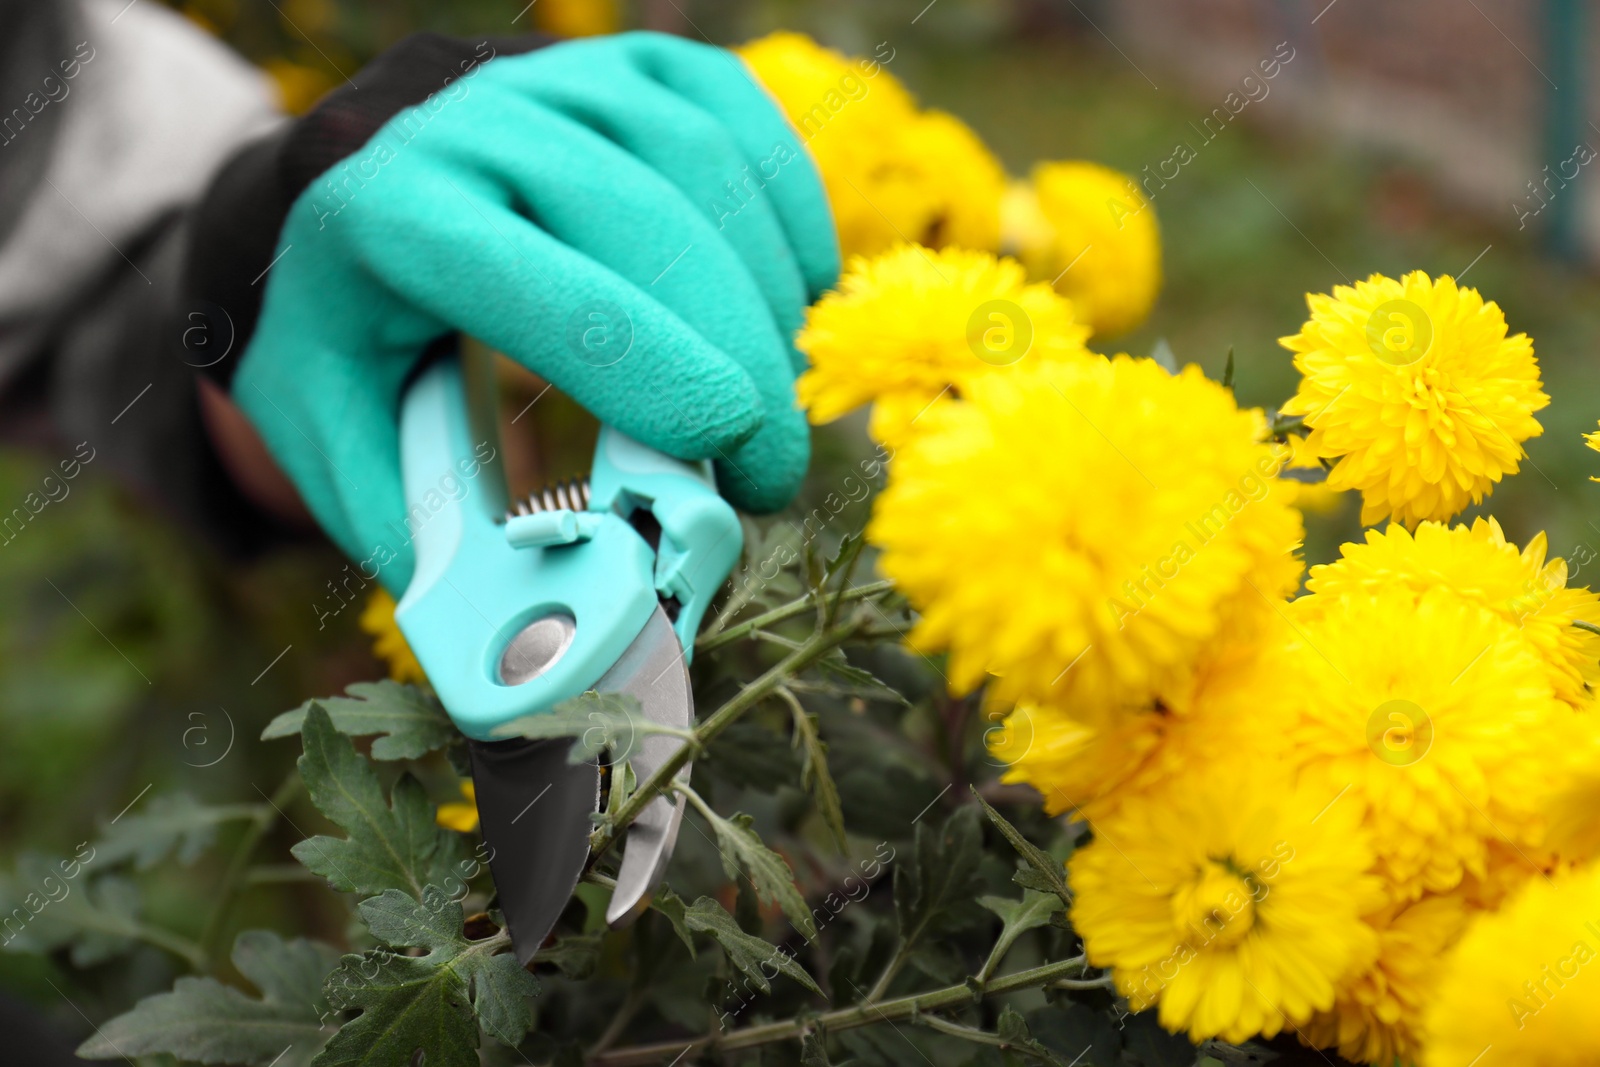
[
  {"x1": 349, "y1": 85, "x2": 809, "y2": 505},
  {"x1": 620, "y1": 33, "x2": 841, "y2": 304},
  {"x1": 492, "y1": 36, "x2": 820, "y2": 362}
]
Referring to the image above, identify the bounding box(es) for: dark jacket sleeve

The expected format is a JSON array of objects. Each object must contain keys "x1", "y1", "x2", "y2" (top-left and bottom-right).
[{"x1": 0, "y1": 9, "x2": 550, "y2": 555}]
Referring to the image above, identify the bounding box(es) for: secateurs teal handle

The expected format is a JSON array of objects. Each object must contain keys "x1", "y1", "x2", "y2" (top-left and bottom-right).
[{"x1": 393, "y1": 348, "x2": 743, "y2": 961}]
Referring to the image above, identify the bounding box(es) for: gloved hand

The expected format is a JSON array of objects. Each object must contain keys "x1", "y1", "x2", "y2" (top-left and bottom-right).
[{"x1": 224, "y1": 31, "x2": 837, "y2": 590}]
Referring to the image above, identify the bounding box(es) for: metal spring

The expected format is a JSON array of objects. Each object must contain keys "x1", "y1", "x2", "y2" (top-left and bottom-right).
[{"x1": 507, "y1": 476, "x2": 592, "y2": 518}]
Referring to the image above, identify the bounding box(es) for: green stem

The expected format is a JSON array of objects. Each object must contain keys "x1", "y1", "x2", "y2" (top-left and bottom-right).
[
  {"x1": 587, "y1": 955, "x2": 1089, "y2": 1066},
  {"x1": 865, "y1": 941, "x2": 912, "y2": 1003},
  {"x1": 696, "y1": 581, "x2": 895, "y2": 655},
  {"x1": 243, "y1": 864, "x2": 323, "y2": 886},
  {"x1": 591, "y1": 614, "x2": 870, "y2": 862},
  {"x1": 200, "y1": 774, "x2": 301, "y2": 971},
  {"x1": 1573, "y1": 620, "x2": 1600, "y2": 637},
  {"x1": 913, "y1": 1013, "x2": 1054, "y2": 1061},
  {"x1": 1268, "y1": 412, "x2": 1306, "y2": 438},
  {"x1": 129, "y1": 921, "x2": 208, "y2": 970}
]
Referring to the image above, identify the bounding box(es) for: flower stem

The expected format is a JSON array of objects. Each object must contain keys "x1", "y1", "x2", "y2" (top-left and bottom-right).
[
  {"x1": 587, "y1": 955, "x2": 1089, "y2": 1066},
  {"x1": 696, "y1": 581, "x2": 895, "y2": 655},
  {"x1": 200, "y1": 773, "x2": 301, "y2": 971},
  {"x1": 591, "y1": 614, "x2": 871, "y2": 862}
]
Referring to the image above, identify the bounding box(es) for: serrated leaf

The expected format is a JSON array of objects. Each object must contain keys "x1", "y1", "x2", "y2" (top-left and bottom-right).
[
  {"x1": 92, "y1": 793, "x2": 259, "y2": 871},
  {"x1": 784, "y1": 693, "x2": 846, "y2": 850},
  {"x1": 471, "y1": 951, "x2": 541, "y2": 1047},
  {"x1": 704, "y1": 721, "x2": 801, "y2": 791},
  {"x1": 684, "y1": 897, "x2": 820, "y2": 995},
  {"x1": 686, "y1": 795, "x2": 815, "y2": 939},
  {"x1": 0, "y1": 853, "x2": 143, "y2": 967},
  {"x1": 784, "y1": 677, "x2": 910, "y2": 707},
  {"x1": 1124, "y1": 1009, "x2": 1199, "y2": 1067},
  {"x1": 652, "y1": 886, "x2": 697, "y2": 956},
  {"x1": 319, "y1": 954, "x2": 477, "y2": 1067},
  {"x1": 533, "y1": 931, "x2": 603, "y2": 980},
  {"x1": 78, "y1": 930, "x2": 339, "y2": 1065},
  {"x1": 993, "y1": 1006, "x2": 1073, "y2": 1066},
  {"x1": 318, "y1": 890, "x2": 537, "y2": 1065},
  {"x1": 1027, "y1": 1003, "x2": 1123, "y2": 1067},
  {"x1": 800, "y1": 1029, "x2": 832, "y2": 1066},
  {"x1": 262, "y1": 682, "x2": 454, "y2": 760},
  {"x1": 291, "y1": 705, "x2": 468, "y2": 899},
  {"x1": 978, "y1": 891, "x2": 1061, "y2": 981},
  {"x1": 492, "y1": 690, "x2": 689, "y2": 765},
  {"x1": 973, "y1": 789, "x2": 1071, "y2": 908},
  {"x1": 891, "y1": 805, "x2": 984, "y2": 957},
  {"x1": 998, "y1": 1005, "x2": 1030, "y2": 1044},
  {"x1": 822, "y1": 532, "x2": 868, "y2": 627}
]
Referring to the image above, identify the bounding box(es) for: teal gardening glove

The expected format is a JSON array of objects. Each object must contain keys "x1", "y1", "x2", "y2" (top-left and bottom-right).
[{"x1": 217, "y1": 31, "x2": 838, "y2": 590}]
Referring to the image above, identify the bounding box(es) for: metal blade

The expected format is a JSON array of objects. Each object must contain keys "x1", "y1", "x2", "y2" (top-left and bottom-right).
[
  {"x1": 468, "y1": 736, "x2": 600, "y2": 965},
  {"x1": 599, "y1": 605, "x2": 695, "y2": 927}
]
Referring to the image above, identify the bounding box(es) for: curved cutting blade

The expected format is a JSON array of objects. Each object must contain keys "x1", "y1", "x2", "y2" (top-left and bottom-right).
[
  {"x1": 468, "y1": 737, "x2": 600, "y2": 965},
  {"x1": 600, "y1": 605, "x2": 695, "y2": 927}
]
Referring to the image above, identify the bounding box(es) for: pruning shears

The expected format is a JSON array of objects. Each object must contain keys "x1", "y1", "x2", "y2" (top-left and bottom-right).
[{"x1": 394, "y1": 346, "x2": 742, "y2": 963}]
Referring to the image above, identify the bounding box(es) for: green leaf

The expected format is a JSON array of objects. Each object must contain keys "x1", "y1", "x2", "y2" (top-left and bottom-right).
[
  {"x1": 800, "y1": 1029, "x2": 832, "y2": 1066},
  {"x1": 533, "y1": 931, "x2": 604, "y2": 980},
  {"x1": 319, "y1": 954, "x2": 477, "y2": 1067},
  {"x1": 291, "y1": 705, "x2": 469, "y2": 900},
  {"x1": 1221, "y1": 346, "x2": 1235, "y2": 389},
  {"x1": 0, "y1": 853, "x2": 144, "y2": 967},
  {"x1": 683, "y1": 897, "x2": 820, "y2": 995},
  {"x1": 262, "y1": 682, "x2": 455, "y2": 760},
  {"x1": 1124, "y1": 1009, "x2": 1200, "y2": 1067},
  {"x1": 821, "y1": 532, "x2": 868, "y2": 627},
  {"x1": 682, "y1": 788, "x2": 816, "y2": 939},
  {"x1": 92, "y1": 793, "x2": 259, "y2": 870},
  {"x1": 492, "y1": 690, "x2": 691, "y2": 765},
  {"x1": 783, "y1": 692, "x2": 847, "y2": 850},
  {"x1": 651, "y1": 887, "x2": 698, "y2": 956},
  {"x1": 317, "y1": 890, "x2": 538, "y2": 1065},
  {"x1": 994, "y1": 1007, "x2": 1073, "y2": 1066},
  {"x1": 814, "y1": 650, "x2": 899, "y2": 697},
  {"x1": 891, "y1": 805, "x2": 985, "y2": 958},
  {"x1": 78, "y1": 930, "x2": 339, "y2": 1065},
  {"x1": 704, "y1": 721, "x2": 801, "y2": 792},
  {"x1": 973, "y1": 788, "x2": 1072, "y2": 907},
  {"x1": 977, "y1": 891, "x2": 1062, "y2": 981},
  {"x1": 1026, "y1": 1003, "x2": 1123, "y2": 1067}
]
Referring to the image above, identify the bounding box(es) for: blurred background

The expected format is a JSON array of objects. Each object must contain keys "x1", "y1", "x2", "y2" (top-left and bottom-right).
[{"x1": 5, "y1": 0, "x2": 1600, "y2": 1044}]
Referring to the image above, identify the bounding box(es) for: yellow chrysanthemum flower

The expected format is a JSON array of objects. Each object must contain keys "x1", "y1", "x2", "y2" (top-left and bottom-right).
[
  {"x1": 1069, "y1": 773, "x2": 1381, "y2": 1044},
  {"x1": 1587, "y1": 421, "x2": 1600, "y2": 481},
  {"x1": 738, "y1": 32, "x2": 1004, "y2": 259},
  {"x1": 898, "y1": 110, "x2": 1006, "y2": 253},
  {"x1": 359, "y1": 588, "x2": 427, "y2": 685},
  {"x1": 435, "y1": 780, "x2": 480, "y2": 833},
  {"x1": 1423, "y1": 862, "x2": 1600, "y2": 1067},
  {"x1": 1301, "y1": 518, "x2": 1600, "y2": 708},
  {"x1": 1285, "y1": 589, "x2": 1566, "y2": 902},
  {"x1": 868, "y1": 356, "x2": 1303, "y2": 711},
  {"x1": 990, "y1": 637, "x2": 1291, "y2": 824},
  {"x1": 1280, "y1": 271, "x2": 1548, "y2": 527},
  {"x1": 531, "y1": 0, "x2": 619, "y2": 37},
  {"x1": 1003, "y1": 161, "x2": 1161, "y2": 338},
  {"x1": 1302, "y1": 890, "x2": 1471, "y2": 1066},
  {"x1": 795, "y1": 244, "x2": 1091, "y2": 444},
  {"x1": 1542, "y1": 729, "x2": 1600, "y2": 864}
]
